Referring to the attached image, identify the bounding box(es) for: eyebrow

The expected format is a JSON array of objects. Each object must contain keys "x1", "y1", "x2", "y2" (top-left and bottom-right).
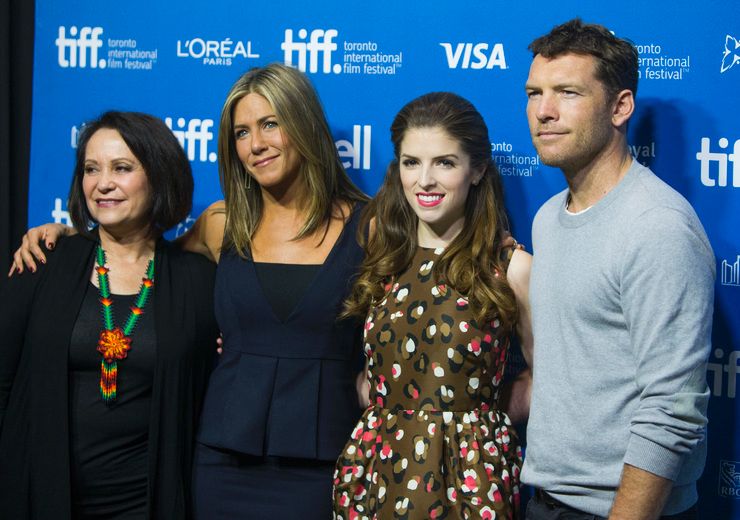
[
  {"x1": 233, "y1": 114, "x2": 278, "y2": 129},
  {"x1": 84, "y1": 157, "x2": 136, "y2": 164},
  {"x1": 401, "y1": 153, "x2": 460, "y2": 160}
]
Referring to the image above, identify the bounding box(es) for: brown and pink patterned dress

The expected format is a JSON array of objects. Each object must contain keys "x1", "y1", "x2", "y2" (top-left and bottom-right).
[{"x1": 333, "y1": 246, "x2": 521, "y2": 520}]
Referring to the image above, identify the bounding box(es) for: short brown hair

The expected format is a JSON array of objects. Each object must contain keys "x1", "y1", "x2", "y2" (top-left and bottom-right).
[{"x1": 528, "y1": 18, "x2": 638, "y2": 99}]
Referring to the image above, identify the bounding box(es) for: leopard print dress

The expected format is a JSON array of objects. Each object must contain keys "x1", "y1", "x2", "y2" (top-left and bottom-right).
[{"x1": 333, "y1": 246, "x2": 521, "y2": 520}]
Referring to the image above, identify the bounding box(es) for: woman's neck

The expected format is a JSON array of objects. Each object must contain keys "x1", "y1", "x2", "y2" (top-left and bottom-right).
[{"x1": 98, "y1": 226, "x2": 156, "y2": 262}]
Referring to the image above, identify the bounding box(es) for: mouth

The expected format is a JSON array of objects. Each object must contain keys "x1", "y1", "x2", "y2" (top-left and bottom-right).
[
  {"x1": 252, "y1": 155, "x2": 279, "y2": 168},
  {"x1": 537, "y1": 130, "x2": 566, "y2": 140},
  {"x1": 416, "y1": 193, "x2": 444, "y2": 208},
  {"x1": 95, "y1": 199, "x2": 124, "y2": 208}
]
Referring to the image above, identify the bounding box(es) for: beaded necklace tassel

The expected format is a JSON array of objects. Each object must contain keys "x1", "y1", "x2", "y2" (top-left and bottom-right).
[{"x1": 95, "y1": 245, "x2": 154, "y2": 405}]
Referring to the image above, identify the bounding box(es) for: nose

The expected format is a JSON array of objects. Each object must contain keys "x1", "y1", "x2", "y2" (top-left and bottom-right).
[
  {"x1": 250, "y1": 129, "x2": 267, "y2": 154},
  {"x1": 96, "y1": 168, "x2": 116, "y2": 193},
  {"x1": 417, "y1": 163, "x2": 436, "y2": 190},
  {"x1": 534, "y1": 92, "x2": 557, "y2": 123}
]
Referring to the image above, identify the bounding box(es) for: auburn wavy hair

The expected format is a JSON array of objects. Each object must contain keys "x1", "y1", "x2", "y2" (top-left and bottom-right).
[{"x1": 344, "y1": 92, "x2": 517, "y2": 333}]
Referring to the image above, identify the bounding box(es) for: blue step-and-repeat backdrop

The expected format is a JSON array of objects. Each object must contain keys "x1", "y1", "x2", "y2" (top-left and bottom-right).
[{"x1": 28, "y1": 1, "x2": 739, "y2": 516}]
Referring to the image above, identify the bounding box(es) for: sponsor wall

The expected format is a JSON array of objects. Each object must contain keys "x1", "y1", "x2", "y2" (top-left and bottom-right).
[{"x1": 29, "y1": 0, "x2": 740, "y2": 516}]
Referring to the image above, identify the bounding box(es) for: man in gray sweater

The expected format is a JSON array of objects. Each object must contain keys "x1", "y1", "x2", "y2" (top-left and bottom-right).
[{"x1": 521, "y1": 19, "x2": 715, "y2": 520}]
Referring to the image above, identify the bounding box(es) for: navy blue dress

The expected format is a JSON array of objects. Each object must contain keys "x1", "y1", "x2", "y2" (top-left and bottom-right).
[{"x1": 193, "y1": 206, "x2": 365, "y2": 519}]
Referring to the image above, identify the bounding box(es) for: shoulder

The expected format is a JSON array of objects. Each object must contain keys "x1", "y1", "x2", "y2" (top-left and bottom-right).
[
  {"x1": 533, "y1": 188, "x2": 568, "y2": 227},
  {"x1": 506, "y1": 248, "x2": 532, "y2": 295},
  {"x1": 160, "y1": 240, "x2": 216, "y2": 273},
  {"x1": 202, "y1": 200, "x2": 227, "y2": 231}
]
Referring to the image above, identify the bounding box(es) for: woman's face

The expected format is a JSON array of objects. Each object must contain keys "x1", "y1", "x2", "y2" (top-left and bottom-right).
[
  {"x1": 82, "y1": 128, "x2": 152, "y2": 235},
  {"x1": 232, "y1": 93, "x2": 302, "y2": 195},
  {"x1": 399, "y1": 126, "x2": 482, "y2": 247}
]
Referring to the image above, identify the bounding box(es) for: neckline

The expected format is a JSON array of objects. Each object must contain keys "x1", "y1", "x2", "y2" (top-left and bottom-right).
[
  {"x1": 88, "y1": 281, "x2": 140, "y2": 297},
  {"x1": 249, "y1": 205, "x2": 359, "y2": 324},
  {"x1": 558, "y1": 160, "x2": 641, "y2": 228}
]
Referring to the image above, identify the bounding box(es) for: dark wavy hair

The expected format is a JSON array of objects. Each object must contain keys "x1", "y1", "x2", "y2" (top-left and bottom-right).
[
  {"x1": 68, "y1": 110, "x2": 193, "y2": 238},
  {"x1": 344, "y1": 92, "x2": 517, "y2": 332},
  {"x1": 528, "y1": 18, "x2": 639, "y2": 99}
]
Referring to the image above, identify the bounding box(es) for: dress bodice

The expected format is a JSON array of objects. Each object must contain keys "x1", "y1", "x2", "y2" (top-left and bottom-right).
[{"x1": 197, "y1": 205, "x2": 366, "y2": 460}]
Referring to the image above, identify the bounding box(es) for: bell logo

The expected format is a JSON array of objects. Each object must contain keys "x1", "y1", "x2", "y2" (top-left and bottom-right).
[
  {"x1": 281, "y1": 29, "x2": 341, "y2": 74},
  {"x1": 336, "y1": 125, "x2": 371, "y2": 171},
  {"x1": 697, "y1": 137, "x2": 739, "y2": 187},
  {"x1": 439, "y1": 43, "x2": 507, "y2": 70},
  {"x1": 56, "y1": 26, "x2": 106, "y2": 68}
]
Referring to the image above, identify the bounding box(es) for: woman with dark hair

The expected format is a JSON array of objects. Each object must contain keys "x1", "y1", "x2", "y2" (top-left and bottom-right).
[
  {"x1": 9, "y1": 64, "x2": 370, "y2": 518},
  {"x1": 0, "y1": 111, "x2": 218, "y2": 519},
  {"x1": 333, "y1": 92, "x2": 533, "y2": 520}
]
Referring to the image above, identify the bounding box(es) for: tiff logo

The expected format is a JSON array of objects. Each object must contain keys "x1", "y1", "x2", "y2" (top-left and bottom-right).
[
  {"x1": 56, "y1": 26, "x2": 106, "y2": 68},
  {"x1": 281, "y1": 29, "x2": 341, "y2": 74},
  {"x1": 165, "y1": 117, "x2": 216, "y2": 163},
  {"x1": 51, "y1": 198, "x2": 71, "y2": 226},
  {"x1": 697, "y1": 137, "x2": 739, "y2": 187},
  {"x1": 336, "y1": 125, "x2": 371, "y2": 171},
  {"x1": 722, "y1": 256, "x2": 740, "y2": 286},
  {"x1": 707, "y1": 348, "x2": 740, "y2": 398},
  {"x1": 439, "y1": 43, "x2": 507, "y2": 69}
]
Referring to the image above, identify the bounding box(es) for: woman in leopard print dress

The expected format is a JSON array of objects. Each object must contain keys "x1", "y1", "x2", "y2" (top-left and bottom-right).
[{"x1": 333, "y1": 92, "x2": 533, "y2": 520}]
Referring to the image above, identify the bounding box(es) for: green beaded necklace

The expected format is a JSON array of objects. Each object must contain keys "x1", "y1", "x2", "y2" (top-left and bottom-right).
[{"x1": 94, "y1": 244, "x2": 155, "y2": 404}]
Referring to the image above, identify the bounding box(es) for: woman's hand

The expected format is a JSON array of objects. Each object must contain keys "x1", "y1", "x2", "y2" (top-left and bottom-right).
[{"x1": 8, "y1": 223, "x2": 73, "y2": 276}]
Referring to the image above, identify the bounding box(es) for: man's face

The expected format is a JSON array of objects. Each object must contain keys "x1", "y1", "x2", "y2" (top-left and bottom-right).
[{"x1": 525, "y1": 53, "x2": 616, "y2": 173}]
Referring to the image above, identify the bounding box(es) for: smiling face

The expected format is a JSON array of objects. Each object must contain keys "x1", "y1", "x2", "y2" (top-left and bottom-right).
[
  {"x1": 232, "y1": 92, "x2": 302, "y2": 195},
  {"x1": 525, "y1": 52, "x2": 616, "y2": 174},
  {"x1": 399, "y1": 126, "x2": 482, "y2": 247},
  {"x1": 82, "y1": 128, "x2": 152, "y2": 236}
]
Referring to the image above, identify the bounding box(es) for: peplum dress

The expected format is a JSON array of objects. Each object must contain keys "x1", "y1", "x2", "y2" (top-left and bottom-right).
[
  {"x1": 194, "y1": 204, "x2": 366, "y2": 518},
  {"x1": 333, "y1": 246, "x2": 522, "y2": 520}
]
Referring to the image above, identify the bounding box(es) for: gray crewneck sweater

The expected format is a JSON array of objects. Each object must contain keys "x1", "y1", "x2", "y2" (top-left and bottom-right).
[{"x1": 521, "y1": 160, "x2": 715, "y2": 516}]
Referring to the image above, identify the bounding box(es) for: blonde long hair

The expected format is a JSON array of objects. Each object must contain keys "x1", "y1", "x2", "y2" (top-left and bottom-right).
[{"x1": 218, "y1": 63, "x2": 367, "y2": 256}]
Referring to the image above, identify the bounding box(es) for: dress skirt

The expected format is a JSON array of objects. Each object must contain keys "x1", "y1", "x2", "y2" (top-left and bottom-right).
[{"x1": 193, "y1": 443, "x2": 336, "y2": 519}]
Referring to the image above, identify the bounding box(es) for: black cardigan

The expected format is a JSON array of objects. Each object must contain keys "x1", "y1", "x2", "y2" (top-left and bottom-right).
[{"x1": 0, "y1": 234, "x2": 218, "y2": 519}]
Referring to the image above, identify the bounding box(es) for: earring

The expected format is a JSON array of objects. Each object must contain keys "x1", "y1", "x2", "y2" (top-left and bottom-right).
[{"x1": 247, "y1": 174, "x2": 252, "y2": 190}]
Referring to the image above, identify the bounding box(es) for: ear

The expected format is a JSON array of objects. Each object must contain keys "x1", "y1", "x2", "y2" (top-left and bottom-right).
[
  {"x1": 472, "y1": 165, "x2": 486, "y2": 186},
  {"x1": 612, "y1": 89, "x2": 634, "y2": 129}
]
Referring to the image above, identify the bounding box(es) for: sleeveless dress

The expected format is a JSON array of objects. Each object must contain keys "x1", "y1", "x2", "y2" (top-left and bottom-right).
[
  {"x1": 333, "y1": 246, "x2": 522, "y2": 520},
  {"x1": 194, "y1": 204, "x2": 365, "y2": 519}
]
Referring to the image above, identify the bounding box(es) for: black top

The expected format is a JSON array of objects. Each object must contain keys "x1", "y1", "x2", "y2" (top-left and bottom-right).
[
  {"x1": 0, "y1": 234, "x2": 219, "y2": 520},
  {"x1": 253, "y1": 262, "x2": 321, "y2": 322},
  {"x1": 197, "y1": 203, "x2": 366, "y2": 461},
  {"x1": 69, "y1": 284, "x2": 155, "y2": 517}
]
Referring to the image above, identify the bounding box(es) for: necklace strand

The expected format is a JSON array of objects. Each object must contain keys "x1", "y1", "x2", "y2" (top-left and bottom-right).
[{"x1": 95, "y1": 244, "x2": 155, "y2": 404}]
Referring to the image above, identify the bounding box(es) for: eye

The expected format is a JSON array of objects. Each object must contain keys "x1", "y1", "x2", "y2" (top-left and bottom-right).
[
  {"x1": 526, "y1": 90, "x2": 540, "y2": 99},
  {"x1": 83, "y1": 165, "x2": 98, "y2": 175},
  {"x1": 263, "y1": 120, "x2": 279, "y2": 130},
  {"x1": 437, "y1": 158, "x2": 455, "y2": 168},
  {"x1": 561, "y1": 89, "x2": 579, "y2": 98},
  {"x1": 401, "y1": 158, "x2": 419, "y2": 168},
  {"x1": 114, "y1": 164, "x2": 134, "y2": 173},
  {"x1": 234, "y1": 128, "x2": 248, "y2": 139}
]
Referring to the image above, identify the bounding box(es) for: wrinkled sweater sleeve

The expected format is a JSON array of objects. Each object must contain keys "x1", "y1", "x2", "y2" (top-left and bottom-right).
[{"x1": 620, "y1": 206, "x2": 715, "y2": 480}]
